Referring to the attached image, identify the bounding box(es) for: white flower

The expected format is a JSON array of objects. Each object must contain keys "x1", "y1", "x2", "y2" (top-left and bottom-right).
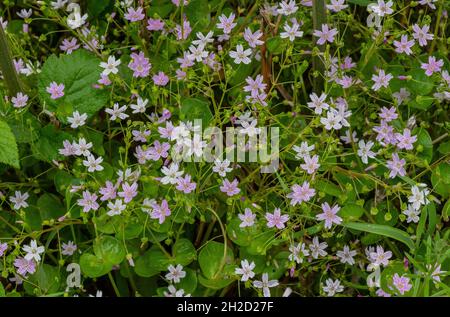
[
  {"x1": 17, "y1": 9, "x2": 33, "y2": 19},
  {"x1": 9, "y1": 191, "x2": 29, "y2": 210},
  {"x1": 280, "y1": 22, "x2": 303, "y2": 41},
  {"x1": 253, "y1": 273, "x2": 279, "y2": 297},
  {"x1": 336, "y1": 245, "x2": 357, "y2": 265},
  {"x1": 307, "y1": 92, "x2": 329, "y2": 115},
  {"x1": 164, "y1": 285, "x2": 191, "y2": 297},
  {"x1": 107, "y1": 199, "x2": 126, "y2": 216},
  {"x1": 183, "y1": 134, "x2": 207, "y2": 157},
  {"x1": 165, "y1": 264, "x2": 186, "y2": 284},
  {"x1": 309, "y1": 236, "x2": 328, "y2": 259},
  {"x1": 100, "y1": 56, "x2": 121, "y2": 76},
  {"x1": 67, "y1": 11, "x2": 88, "y2": 29},
  {"x1": 187, "y1": 44, "x2": 208, "y2": 62},
  {"x1": 67, "y1": 111, "x2": 87, "y2": 129},
  {"x1": 130, "y1": 97, "x2": 148, "y2": 114},
  {"x1": 293, "y1": 142, "x2": 315, "y2": 160},
  {"x1": 322, "y1": 278, "x2": 344, "y2": 296},
  {"x1": 320, "y1": 109, "x2": 343, "y2": 130},
  {"x1": 192, "y1": 31, "x2": 214, "y2": 46},
  {"x1": 288, "y1": 242, "x2": 309, "y2": 264},
  {"x1": 229, "y1": 44, "x2": 252, "y2": 65},
  {"x1": 212, "y1": 159, "x2": 232, "y2": 177},
  {"x1": 300, "y1": 154, "x2": 320, "y2": 174},
  {"x1": 235, "y1": 259, "x2": 255, "y2": 282},
  {"x1": 74, "y1": 138, "x2": 93, "y2": 156},
  {"x1": 105, "y1": 103, "x2": 129, "y2": 121},
  {"x1": 277, "y1": 0, "x2": 298, "y2": 16},
  {"x1": 402, "y1": 204, "x2": 421, "y2": 223},
  {"x1": 160, "y1": 163, "x2": 184, "y2": 185},
  {"x1": 50, "y1": 0, "x2": 68, "y2": 10},
  {"x1": 408, "y1": 185, "x2": 430, "y2": 210},
  {"x1": 23, "y1": 240, "x2": 45, "y2": 262},
  {"x1": 357, "y1": 140, "x2": 376, "y2": 164},
  {"x1": 83, "y1": 155, "x2": 104, "y2": 172},
  {"x1": 239, "y1": 119, "x2": 261, "y2": 137}
]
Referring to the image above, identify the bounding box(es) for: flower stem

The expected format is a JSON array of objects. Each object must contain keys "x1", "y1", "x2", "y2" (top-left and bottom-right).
[
  {"x1": 312, "y1": 0, "x2": 327, "y2": 93},
  {"x1": 0, "y1": 25, "x2": 22, "y2": 96}
]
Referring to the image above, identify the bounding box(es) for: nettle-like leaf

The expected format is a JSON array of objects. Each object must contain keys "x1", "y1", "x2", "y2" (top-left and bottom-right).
[
  {"x1": 38, "y1": 49, "x2": 109, "y2": 123},
  {"x1": 0, "y1": 120, "x2": 20, "y2": 168}
]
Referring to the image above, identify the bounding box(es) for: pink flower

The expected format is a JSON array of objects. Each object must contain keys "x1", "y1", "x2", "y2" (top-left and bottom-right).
[
  {"x1": 77, "y1": 190, "x2": 99, "y2": 213},
  {"x1": 220, "y1": 178, "x2": 241, "y2": 196},
  {"x1": 316, "y1": 202, "x2": 342, "y2": 229},
  {"x1": 147, "y1": 141, "x2": 170, "y2": 161},
  {"x1": 313, "y1": 24, "x2": 338, "y2": 45},
  {"x1": 153, "y1": 71, "x2": 169, "y2": 86},
  {"x1": 0, "y1": 242, "x2": 7, "y2": 257},
  {"x1": 421, "y1": 56, "x2": 444, "y2": 76},
  {"x1": 392, "y1": 273, "x2": 412, "y2": 295},
  {"x1": 371, "y1": 69, "x2": 393, "y2": 91},
  {"x1": 379, "y1": 106, "x2": 398, "y2": 122},
  {"x1": 46, "y1": 82, "x2": 65, "y2": 99},
  {"x1": 118, "y1": 182, "x2": 138, "y2": 203},
  {"x1": 98, "y1": 74, "x2": 112, "y2": 86},
  {"x1": 300, "y1": 154, "x2": 320, "y2": 174},
  {"x1": 395, "y1": 128, "x2": 417, "y2": 150},
  {"x1": 128, "y1": 51, "x2": 151, "y2": 78},
  {"x1": 150, "y1": 199, "x2": 171, "y2": 224},
  {"x1": 287, "y1": 181, "x2": 315, "y2": 206},
  {"x1": 60, "y1": 37, "x2": 80, "y2": 54},
  {"x1": 386, "y1": 153, "x2": 406, "y2": 178},
  {"x1": 412, "y1": 24, "x2": 434, "y2": 47},
  {"x1": 176, "y1": 175, "x2": 197, "y2": 194},
  {"x1": 147, "y1": 18, "x2": 165, "y2": 31},
  {"x1": 265, "y1": 208, "x2": 289, "y2": 229},
  {"x1": 216, "y1": 13, "x2": 237, "y2": 34},
  {"x1": 99, "y1": 181, "x2": 117, "y2": 201},
  {"x1": 174, "y1": 18, "x2": 191, "y2": 40},
  {"x1": 393, "y1": 35, "x2": 415, "y2": 55},
  {"x1": 11, "y1": 92, "x2": 28, "y2": 108},
  {"x1": 238, "y1": 208, "x2": 256, "y2": 227},
  {"x1": 14, "y1": 257, "x2": 36, "y2": 276},
  {"x1": 124, "y1": 7, "x2": 145, "y2": 22}
]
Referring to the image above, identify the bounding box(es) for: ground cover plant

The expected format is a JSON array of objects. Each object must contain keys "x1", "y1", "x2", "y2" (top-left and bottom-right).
[{"x1": 0, "y1": 0, "x2": 449, "y2": 297}]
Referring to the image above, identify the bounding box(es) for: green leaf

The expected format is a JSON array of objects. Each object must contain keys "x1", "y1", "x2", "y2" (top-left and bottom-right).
[
  {"x1": 180, "y1": 98, "x2": 213, "y2": 128},
  {"x1": 185, "y1": 0, "x2": 210, "y2": 30},
  {"x1": 340, "y1": 203, "x2": 365, "y2": 220},
  {"x1": 31, "y1": 124, "x2": 73, "y2": 162},
  {"x1": 172, "y1": 238, "x2": 197, "y2": 266},
  {"x1": 198, "y1": 274, "x2": 233, "y2": 290},
  {"x1": 0, "y1": 120, "x2": 20, "y2": 168},
  {"x1": 266, "y1": 37, "x2": 287, "y2": 55},
  {"x1": 431, "y1": 163, "x2": 450, "y2": 198},
  {"x1": 7, "y1": 113, "x2": 40, "y2": 143},
  {"x1": 443, "y1": 200, "x2": 450, "y2": 222},
  {"x1": 177, "y1": 268, "x2": 198, "y2": 294},
  {"x1": 406, "y1": 68, "x2": 434, "y2": 96},
  {"x1": 342, "y1": 222, "x2": 415, "y2": 250},
  {"x1": 316, "y1": 179, "x2": 342, "y2": 197},
  {"x1": 23, "y1": 264, "x2": 61, "y2": 296},
  {"x1": 415, "y1": 128, "x2": 433, "y2": 162},
  {"x1": 38, "y1": 49, "x2": 109, "y2": 123},
  {"x1": 134, "y1": 247, "x2": 170, "y2": 277},
  {"x1": 227, "y1": 217, "x2": 259, "y2": 246},
  {"x1": 37, "y1": 193, "x2": 65, "y2": 221},
  {"x1": 408, "y1": 95, "x2": 434, "y2": 110},
  {"x1": 93, "y1": 235, "x2": 126, "y2": 265},
  {"x1": 80, "y1": 253, "x2": 113, "y2": 278},
  {"x1": 198, "y1": 241, "x2": 233, "y2": 280}
]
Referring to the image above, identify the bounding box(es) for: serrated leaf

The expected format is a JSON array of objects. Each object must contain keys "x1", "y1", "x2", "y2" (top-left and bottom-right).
[
  {"x1": 0, "y1": 120, "x2": 20, "y2": 168},
  {"x1": 38, "y1": 49, "x2": 109, "y2": 123}
]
